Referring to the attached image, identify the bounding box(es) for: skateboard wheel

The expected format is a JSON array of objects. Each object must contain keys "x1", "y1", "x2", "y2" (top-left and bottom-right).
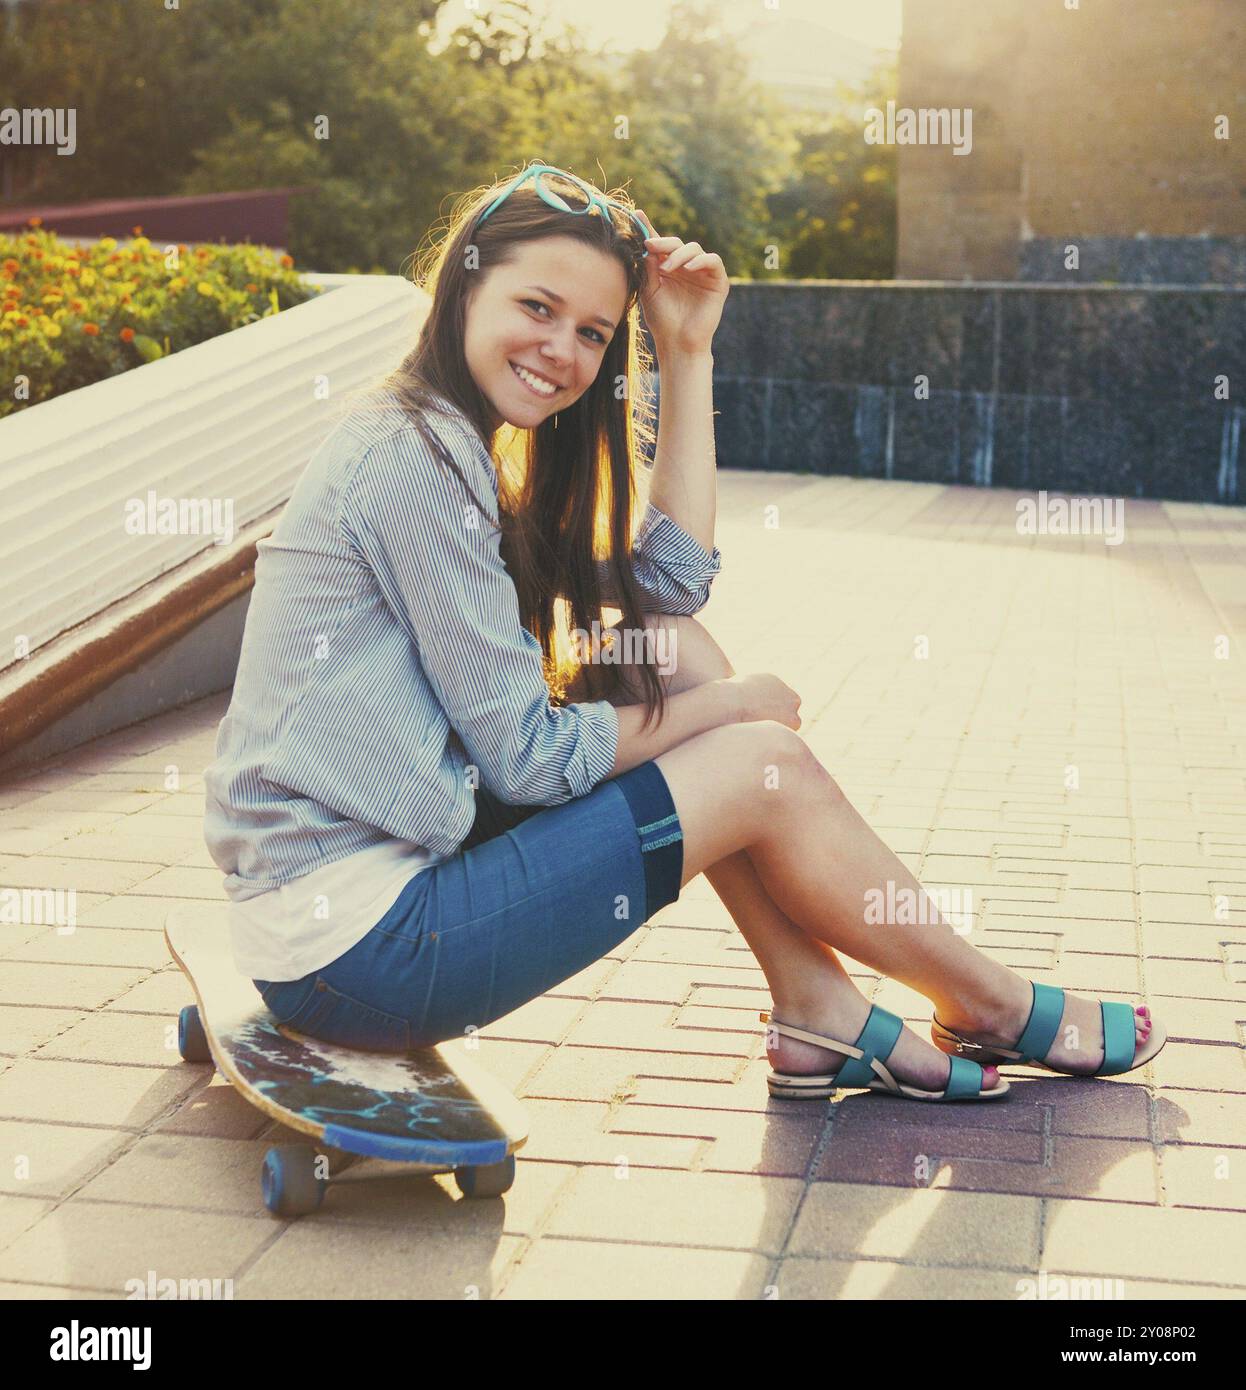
[
  {"x1": 455, "y1": 1154, "x2": 515, "y2": 1199},
  {"x1": 262, "y1": 1145, "x2": 328, "y2": 1218},
  {"x1": 177, "y1": 1006, "x2": 212, "y2": 1064}
]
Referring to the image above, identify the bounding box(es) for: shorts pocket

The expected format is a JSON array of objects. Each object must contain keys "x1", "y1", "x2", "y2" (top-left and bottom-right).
[{"x1": 263, "y1": 974, "x2": 411, "y2": 1054}]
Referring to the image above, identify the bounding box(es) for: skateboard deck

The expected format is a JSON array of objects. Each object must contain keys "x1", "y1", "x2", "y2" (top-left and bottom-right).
[{"x1": 165, "y1": 907, "x2": 529, "y2": 1214}]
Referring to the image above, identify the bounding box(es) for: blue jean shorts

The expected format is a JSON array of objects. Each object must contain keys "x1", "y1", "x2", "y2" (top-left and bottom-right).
[{"x1": 252, "y1": 760, "x2": 684, "y2": 1052}]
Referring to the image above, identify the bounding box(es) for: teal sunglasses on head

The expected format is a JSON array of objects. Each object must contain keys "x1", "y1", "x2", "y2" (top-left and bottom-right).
[{"x1": 475, "y1": 164, "x2": 651, "y2": 258}]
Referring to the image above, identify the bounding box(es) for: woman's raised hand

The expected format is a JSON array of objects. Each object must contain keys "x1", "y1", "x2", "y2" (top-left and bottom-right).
[{"x1": 633, "y1": 207, "x2": 730, "y2": 358}]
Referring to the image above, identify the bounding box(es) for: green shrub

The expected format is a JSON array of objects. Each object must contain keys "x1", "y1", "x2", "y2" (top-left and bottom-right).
[{"x1": 0, "y1": 219, "x2": 321, "y2": 418}]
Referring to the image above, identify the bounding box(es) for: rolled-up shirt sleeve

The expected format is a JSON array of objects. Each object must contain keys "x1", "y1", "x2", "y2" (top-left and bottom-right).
[
  {"x1": 340, "y1": 424, "x2": 619, "y2": 805},
  {"x1": 596, "y1": 499, "x2": 723, "y2": 615}
]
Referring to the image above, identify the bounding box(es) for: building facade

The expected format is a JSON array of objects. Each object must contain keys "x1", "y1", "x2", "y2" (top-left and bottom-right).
[{"x1": 897, "y1": 0, "x2": 1246, "y2": 282}]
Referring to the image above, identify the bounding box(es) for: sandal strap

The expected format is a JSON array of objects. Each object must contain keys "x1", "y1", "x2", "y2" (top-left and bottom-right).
[
  {"x1": 1014, "y1": 980, "x2": 1065, "y2": 1063},
  {"x1": 758, "y1": 1011, "x2": 864, "y2": 1063},
  {"x1": 934, "y1": 981, "x2": 1063, "y2": 1063},
  {"x1": 943, "y1": 1054, "x2": 984, "y2": 1099},
  {"x1": 762, "y1": 1008, "x2": 988, "y2": 1099},
  {"x1": 1096, "y1": 1000, "x2": 1137, "y2": 1074},
  {"x1": 835, "y1": 1005, "x2": 903, "y2": 1089},
  {"x1": 759, "y1": 1006, "x2": 902, "y2": 1082},
  {"x1": 932, "y1": 1017, "x2": 1027, "y2": 1061},
  {"x1": 938, "y1": 983, "x2": 1138, "y2": 1076}
]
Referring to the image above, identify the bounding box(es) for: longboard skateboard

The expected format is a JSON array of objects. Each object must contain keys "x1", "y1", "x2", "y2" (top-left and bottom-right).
[{"x1": 165, "y1": 908, "x2": 529, "y2": 1218}]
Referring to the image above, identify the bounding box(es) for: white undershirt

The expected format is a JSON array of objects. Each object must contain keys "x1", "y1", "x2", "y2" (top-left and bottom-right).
[{"x1": 229, "y1": 838, "x2": 445, "y2": 981}]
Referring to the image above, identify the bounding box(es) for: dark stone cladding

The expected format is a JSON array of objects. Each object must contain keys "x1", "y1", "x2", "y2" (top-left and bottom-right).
[
  {"x1": 687, "y1": 280, "x2": 1244, "y2": 504},
  {"x1": 1020, "y1": 236, "x2": 1246, "y2": 288}
]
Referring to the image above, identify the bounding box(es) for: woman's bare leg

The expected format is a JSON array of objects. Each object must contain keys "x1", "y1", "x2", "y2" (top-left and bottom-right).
[
  {"x1": 578, "y1": 615, "x2": 990, "y2": 1087},
  {"x1": 576, "y1": 613, "x2": 1151, "y2": 1085}
]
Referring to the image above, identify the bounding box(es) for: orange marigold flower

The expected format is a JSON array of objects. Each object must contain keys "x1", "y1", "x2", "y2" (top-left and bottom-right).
[
  {"x1": 120, "y1": 327, "x2": 135, "y2": 342},
  {"x1": 280, "y1": 254, "x2": 294, "y2": 268},
  {"x1": 83, "y1": 322, "x2": 100, "y2": 336},
  {"x1": 2, "y1": 258, "x2": 18, "y2": 274},
  {"x1": 15, "y1": 315, "x2": 28, "y2": 327},
  {"x1": 71, "y1": 299, "x2": 86, "y2": 312},
  {"x1": 245, "y1": 282, "x2": 258, "y2": 293},
  {"x1": 28, "y1": 216, "x2": 43, "y2": 228},
  {"x1": 131, "y1": 225, "x2": 143, "y2": 236}
]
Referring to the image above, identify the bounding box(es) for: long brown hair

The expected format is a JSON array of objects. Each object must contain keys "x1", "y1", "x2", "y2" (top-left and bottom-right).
[{"x1": 363, "y1": 164, "x2": 667, "y2": 731}]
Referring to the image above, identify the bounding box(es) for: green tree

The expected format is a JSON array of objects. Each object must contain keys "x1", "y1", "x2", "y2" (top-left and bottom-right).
[
  {"x1": 174, "y1": 1, "x2": 508, "y2": 270},
  {"x1": 2, "y1": 0, "x2": 897, "y2": 281},
  {"x1": 621, "y1": 0, "x2": 798, "y2": 278},
  {"x1": 765, "y1": 60, "x2": 898, "y2": 279}
]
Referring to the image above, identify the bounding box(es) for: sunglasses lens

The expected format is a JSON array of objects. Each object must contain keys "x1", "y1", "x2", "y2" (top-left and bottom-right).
[
  {"x1": 536, "y1": 170, "x2": 592, "y2": 214},
  {"x1": 531, "y1": 170, "x2": 645, "y2": 257}
]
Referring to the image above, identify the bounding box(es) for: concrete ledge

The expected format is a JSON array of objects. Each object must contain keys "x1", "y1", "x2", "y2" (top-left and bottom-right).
[
  {"x1": 0, "y1": 271, "x2": 424, "y2": 677},
  {"x1": 0, "y1": 513, "x2": 273, "y2": 775}
]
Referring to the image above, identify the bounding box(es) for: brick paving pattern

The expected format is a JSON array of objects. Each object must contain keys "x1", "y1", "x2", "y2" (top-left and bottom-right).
[{"x1": 1, "y1": 473, "x2": 1244, "y2": 1299}]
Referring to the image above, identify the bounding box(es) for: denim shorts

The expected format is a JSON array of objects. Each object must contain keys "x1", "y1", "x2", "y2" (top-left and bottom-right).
[{"x1": 252, "y1": 760, "x2": 684, "y2": 1052}]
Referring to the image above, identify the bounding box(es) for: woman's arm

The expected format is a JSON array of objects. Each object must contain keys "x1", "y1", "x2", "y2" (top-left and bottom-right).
[
  {"x1": 646, "y1": 350, "x2": 717, "y2": 554},
  {"x1": 589, "y1": 496, "x2": 722, "y2": 616},
  {"x1": 606, "y1": 672, "x2": 803, "y2": 777},
  {"x1": 609, "y1": 678, "x2": 737, "y2": 777}
]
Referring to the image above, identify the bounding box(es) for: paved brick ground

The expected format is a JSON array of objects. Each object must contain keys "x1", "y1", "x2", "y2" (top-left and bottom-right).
[{"x1": 1, "y1": 472, "x2": 1244, "y2": 1300}]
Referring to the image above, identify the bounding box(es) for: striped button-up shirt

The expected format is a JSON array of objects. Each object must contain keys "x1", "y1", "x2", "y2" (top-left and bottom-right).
[{"x1": 203, "y1": 388, "x2": 723, "y2": 900}]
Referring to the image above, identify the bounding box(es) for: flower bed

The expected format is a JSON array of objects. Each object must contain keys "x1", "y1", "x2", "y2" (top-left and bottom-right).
[{"x1": 0, "y1": 218, "x2": 320, "y2": 417}]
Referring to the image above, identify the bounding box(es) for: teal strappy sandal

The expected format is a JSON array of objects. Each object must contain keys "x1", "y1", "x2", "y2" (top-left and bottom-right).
[
  {"x1": 931, "y1": 980, "x2": 1166, "y2": 1077},
  {"x1": 760, "y1": 1004, "x2": 1010, "y2": 1102}
]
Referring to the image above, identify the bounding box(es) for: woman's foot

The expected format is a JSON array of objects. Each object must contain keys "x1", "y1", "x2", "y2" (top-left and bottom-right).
[
  {"x1": 933, "y1": 973, "x2": 1153, "y2": 1074},
  {"x1": 766, "y1": 984, "x2": 1004, "y2": 1093}
]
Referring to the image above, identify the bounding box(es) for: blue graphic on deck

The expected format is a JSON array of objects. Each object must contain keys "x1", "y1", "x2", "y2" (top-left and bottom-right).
[{"x1": 231, "y1": 1018, "x2": 511, "y2": 1163}]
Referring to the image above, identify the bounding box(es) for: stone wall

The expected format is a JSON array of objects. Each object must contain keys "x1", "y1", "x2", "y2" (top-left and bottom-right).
[
  {"x1": 897, "y1": 0, "x2": 1246, "y2": 282},
  {"x1": 708, "y1": 281, "x2": 1243, "y2": 504}
]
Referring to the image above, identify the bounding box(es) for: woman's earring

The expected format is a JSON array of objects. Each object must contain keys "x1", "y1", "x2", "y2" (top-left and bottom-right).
[{"x1": 553, "y1": 413, "x2": 559, "y2": 430}]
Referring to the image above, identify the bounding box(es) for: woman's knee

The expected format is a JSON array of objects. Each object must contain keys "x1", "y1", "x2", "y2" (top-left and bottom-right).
[
  {"x1": 655, "y1": 720, "x2": 842, "y2": 874},
  {"x1": 746, "y1": 720, "x2": 844, "y2": 805},
  {"x1": 704, "y1": 719, "x2": 842, "y2": 808}
]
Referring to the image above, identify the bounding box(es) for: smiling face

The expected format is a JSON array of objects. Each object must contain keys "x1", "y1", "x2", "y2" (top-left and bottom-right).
[{"x1": 463, "y1": 235, "x2": 631, "y2": 432}]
